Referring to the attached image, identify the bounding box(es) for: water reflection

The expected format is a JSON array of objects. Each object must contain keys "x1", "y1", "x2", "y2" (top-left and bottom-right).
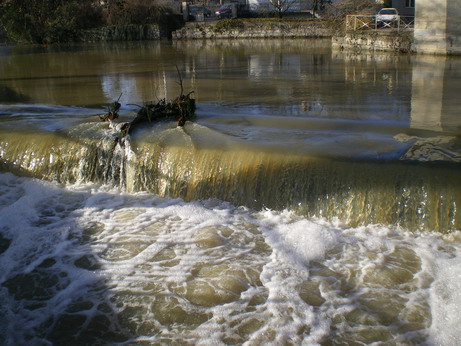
[
  {"x1": 0, "y1": 84, "x2": 31, "y2": 103},
  {"x1": 1, "y1": 41, "x2": 461, "y2": 345},
  {"x1": 411, "y1": 55, "x2": 461, "y2": 134},
  {"x1": 0, "y1": 39, "x2": 459, "y2": 135}
]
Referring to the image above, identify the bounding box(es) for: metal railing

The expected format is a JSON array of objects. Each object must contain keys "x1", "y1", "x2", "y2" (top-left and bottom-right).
[{"x1": 346, "y1": 15, "x2": 415, "y2": 32}]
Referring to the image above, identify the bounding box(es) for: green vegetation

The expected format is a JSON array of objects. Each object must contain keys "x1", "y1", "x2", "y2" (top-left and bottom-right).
[
  {"x1": 0, "y1": 0, "x2": 102, "y2": 43},
  {"x1": 214, "y1": 19, "x2": 245, "y2": 32},
  {"x1": 0, "y1": 0, "x2": 379, "y2": 44},
  {"x1": 0, "y1": 0, "x2": 177, "y2": 44}
]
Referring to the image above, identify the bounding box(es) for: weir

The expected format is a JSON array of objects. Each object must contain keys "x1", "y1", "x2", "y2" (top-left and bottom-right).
[{"x1": 1, "y1": 125, "x2": 459, "y2": 233}]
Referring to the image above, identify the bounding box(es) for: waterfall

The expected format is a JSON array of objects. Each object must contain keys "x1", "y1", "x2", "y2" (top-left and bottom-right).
[{"x1": 1, "y1": 122, "x2": 459, "y2": 233}]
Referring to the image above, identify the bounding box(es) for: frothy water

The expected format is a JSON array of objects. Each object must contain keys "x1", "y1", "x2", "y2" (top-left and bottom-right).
[
  {"x1": 1, "y1": 40, "x2": 461, "y2": 344},
  {"x1": 3, "y1": 119, "x2": 461, "y2": 232},
  {"x1": 1, "y1": 172, "x2": 460, "y2": 344}
]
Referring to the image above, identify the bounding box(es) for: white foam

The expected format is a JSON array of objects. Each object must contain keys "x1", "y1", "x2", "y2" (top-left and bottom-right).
[
  {"x1": 426, "y1": 233, "x2": 461, "y2": 345},
  {"x1": 1, "y1": 173, "x2": 461, "y2": 344}
]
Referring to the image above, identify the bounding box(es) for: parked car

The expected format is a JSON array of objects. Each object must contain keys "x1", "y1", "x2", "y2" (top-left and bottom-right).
[
  {"x1": 376, "y1": 8, "x2": 399, "y2": 27},
  {"x1": 215, "y1": 4, "x2": 233, "y2": 19},
  {"x1": 190, "y1": 6, "x2": 212, "y2": 18}
]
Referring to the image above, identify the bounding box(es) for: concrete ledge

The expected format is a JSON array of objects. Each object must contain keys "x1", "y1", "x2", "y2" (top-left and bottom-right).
[
  {"x1": 332, "y1": 31, "x2": 414, "y2": 53},
  {"x1": 173, "y1": 20, "x2": 334, "y2": 40}
]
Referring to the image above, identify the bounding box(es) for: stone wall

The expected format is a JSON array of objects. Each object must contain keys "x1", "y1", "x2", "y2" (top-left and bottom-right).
[
  {"x1": 172, "y1": 20, "x2": 333, "y2": 40},
  {"x1": 173, "y1": 20, "x2": 415, "y2": 55},
  {"x1": 82, "y1": 24, "x2": 161, "y2": 42},
  {"x1": 332, "y1": 31, "x2": 414, "y2": 53}
]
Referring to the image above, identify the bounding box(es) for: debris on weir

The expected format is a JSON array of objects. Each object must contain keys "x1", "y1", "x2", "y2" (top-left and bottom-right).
[
  {"x1": 98, "y1": 91, "x2": 196, "y2": 138},
  {"x1": 99, "y1": 68, "x2": 196, "y2": 139}
]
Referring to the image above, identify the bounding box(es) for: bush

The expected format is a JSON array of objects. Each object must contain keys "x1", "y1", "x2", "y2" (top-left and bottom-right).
[
  {"x1": 0, "y1": 0, "x2": 103, "y2": 44},
  {"x1": 0, "y1": 0, "x2": 182, "y2": 44},
  {"x1": 103, "y1": 0, "x2": 172, "y2": 26},
  {"x1": 324, "y1": 0, "x2": 378, "y2": 18},
  {"x1": 214, "y1": 19, "x2": 245, "y2": 32}
]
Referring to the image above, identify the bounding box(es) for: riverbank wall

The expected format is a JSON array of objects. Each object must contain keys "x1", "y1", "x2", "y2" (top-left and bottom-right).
[
  {"x1": 172, "y1": 20, "x2": 333, "y2": 39},
  {"x1": 332, "y1": 31, "x2": 414, "y2": 54},
  {"x1": 172, "y1": 20, "x2": 414, "y2": 54},
  {"x1": 79, "y1": 20, "x2": 416, "y2": 55}
]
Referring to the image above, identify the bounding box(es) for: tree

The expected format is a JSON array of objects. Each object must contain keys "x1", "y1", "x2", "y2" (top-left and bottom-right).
[
  {"x1": 324, "y1": 0, "x2": 378, "y2": 18},
  {"x1": 102, "y1": 0, "x2": 178, "y2": 31},
  {"x1": 0, "y1": 0, "x2": 103, "y2": 43},
  {"x1": 266, "y1": 0, "x2": 299, "y2": 18}
]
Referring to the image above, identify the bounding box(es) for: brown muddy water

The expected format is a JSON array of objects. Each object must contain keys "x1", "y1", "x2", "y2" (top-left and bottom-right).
[{"x1": 0, "y1": 39, "x2": 461, "y2": 345}]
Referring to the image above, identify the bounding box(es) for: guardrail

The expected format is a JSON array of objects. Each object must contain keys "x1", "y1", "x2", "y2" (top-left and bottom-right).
[{"x1": 346, "y1": 15, "x2": 415, "y2": 32}]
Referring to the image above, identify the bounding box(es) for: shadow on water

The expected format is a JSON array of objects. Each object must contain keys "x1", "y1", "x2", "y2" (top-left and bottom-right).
[
  {"x1": 0, "y1": 38, "x2": 460, "y2": 344},
  {"x1": 0, "y1": 157, "x2": 452, "y2": 343},
  {"x1": 0, "y1": 173, "x2": 268, "y2": 344},
  {"x1": 0, "y1": 178, "x2": 131, "y2": 344},
  {"x1": 0, "y1": 85, "x2": 31, "y2": 103}
]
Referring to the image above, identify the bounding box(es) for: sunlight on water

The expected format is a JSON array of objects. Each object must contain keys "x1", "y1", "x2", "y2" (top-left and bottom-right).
[
  {"x1": 1, "y1": 40, "x2": 460, "y2": 344},
  {"x1": 1, "y1": 123, "x2": 460, "y2": 232}
]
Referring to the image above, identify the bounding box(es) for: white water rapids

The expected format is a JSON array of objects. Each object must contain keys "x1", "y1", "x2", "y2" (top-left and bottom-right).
[
  {"x1": 1, "y1": 39, "x2": 461, "y2": 345},
  {"x1": 1, "y1": 172, "x2": 461, "y2": 344}
]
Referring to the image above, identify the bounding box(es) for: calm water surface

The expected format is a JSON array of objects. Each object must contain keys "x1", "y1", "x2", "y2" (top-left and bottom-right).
[
  {"x1": 1, "y1": 40, "x2": 461, "y2": 345},
  {"x1": 1, "y1": 39, "x2": 460, "y2": 158}
]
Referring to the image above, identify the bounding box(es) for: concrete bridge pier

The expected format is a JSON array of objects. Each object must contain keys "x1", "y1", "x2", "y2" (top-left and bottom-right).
[{"x1": 414, "y1": 0, "x2": 461, "y2": 55}]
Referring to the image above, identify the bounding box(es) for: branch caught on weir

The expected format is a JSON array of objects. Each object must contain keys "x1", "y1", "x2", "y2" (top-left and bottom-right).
[
  {"x1": 98, "y1": 81, "x2": 196, "y2": 139},
  {"x1": 176, "y1": 65, "x2": 184, "y2": 96}
]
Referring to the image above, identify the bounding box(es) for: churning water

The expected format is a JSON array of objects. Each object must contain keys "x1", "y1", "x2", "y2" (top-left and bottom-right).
[{"x1": 0, "y1": 40, "x2": 461, "y2": 344}]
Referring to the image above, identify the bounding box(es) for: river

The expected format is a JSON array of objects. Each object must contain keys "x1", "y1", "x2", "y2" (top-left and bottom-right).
[{"x1": 0, "y1": 39, "x2": 460, "y2": 345}]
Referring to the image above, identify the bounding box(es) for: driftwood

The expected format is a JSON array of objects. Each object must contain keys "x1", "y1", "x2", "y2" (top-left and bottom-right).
[
  {"x1": 126, "y1": 92, "x2": 195, "y2": 134},
  {"x1": 99, "y1": 70, "x2": 195, "y2": 137},
  {"x1": 98, "y1": 91, "x2": 196, "y2": 137},
  {"x1": 99, "y1": 93, "x2": 122, "y2": 122}
]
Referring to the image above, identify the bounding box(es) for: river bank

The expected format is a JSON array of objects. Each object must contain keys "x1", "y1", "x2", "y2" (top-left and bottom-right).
[
  {"x1": 1, "y1": 17, "x2": 411, "y2": 55},
  {"x1": 333, "y1": 30, "x2": 414, "y2": 53},
  {"x1": 171, "y1": 19, "x2": 414, "y2": 54},
  {"x1": 172, "y1": 19, "x2": 334, "y2": 40},
  {"x1": 79, "y1": 19, "x2": 335, "y2": 41}
]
